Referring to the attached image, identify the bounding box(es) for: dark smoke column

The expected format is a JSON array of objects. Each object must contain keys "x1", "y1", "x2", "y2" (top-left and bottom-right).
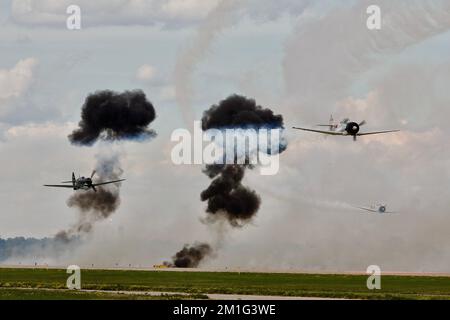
[
  {"x1": 61, "y1": 89, "x2": 157, "y2": 238},
  {"x1": 164, "y1": 243, "x2": 213, "y2": 268},
  {"x1": 165, "y1": 95, "x2": 286, "y2": 269},
  {"x1": 69, "y1": 90, "x2": 156, "y2": 145},
  {"x1": 200, "y1": 94, "x2": 286, "y2": 227}
]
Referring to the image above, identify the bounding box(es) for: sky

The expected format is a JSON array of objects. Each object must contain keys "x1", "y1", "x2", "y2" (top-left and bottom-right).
[{"x1": 1, "y1": 0, "x2": 450, "y2": 272}]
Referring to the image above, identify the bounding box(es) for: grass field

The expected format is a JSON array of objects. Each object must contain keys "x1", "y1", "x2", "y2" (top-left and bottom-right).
[
  {"x1": 1, "y1": 268, "x2": 450, "y2": 300},
  {"x1": 0, "y1": 288, "x2": 205, "y2": 300}
]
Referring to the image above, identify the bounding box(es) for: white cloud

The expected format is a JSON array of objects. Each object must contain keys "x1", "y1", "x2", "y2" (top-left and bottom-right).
[
  {"x1": 282, "y1": 0, "x2": 450, "y2": 123},
  {"x1": 161, "y1": 0, "x2": 220, "y2": 20},
  {"x1": 10, "y1": 0, "x2": 221, "y2": 28},
  {"x1": 0, "y1": 58, "x2": 37, "y2": 117},
  {"x1": 135, "y1": 64, "x2": 157, "y2": 82},
  {"x1": 10, "y1": 0, "x2": 310, "y2": 28},
  {"x1": 3, "y1": 121, "x2": 75, "y2": 140},
  {"x1": 0, "y1": 58, "x2": 37, "y2": 100}
]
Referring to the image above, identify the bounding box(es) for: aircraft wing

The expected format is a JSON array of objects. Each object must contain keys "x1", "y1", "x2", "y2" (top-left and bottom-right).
[
  {"x1": 292, "y1": 127, "x2": 344, "y2": 135},
  {"x1": 354, "y1": 206, "x2": 399, "y2": 214},
  {"x1": 357, "y1": 130, "x2": 400, "y2": 136},
  {"x1": 43, "y1": 184, "x2": 74, "y2": 188},
  {"x1": 92, "y1": 179, "x2": 126, "y2": 187},
  {"x1": 355, "y1": 206, "x2": 378, "y2": 213}
]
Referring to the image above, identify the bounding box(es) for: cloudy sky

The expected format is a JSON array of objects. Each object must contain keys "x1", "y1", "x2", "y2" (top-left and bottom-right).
[{"x1": 1, "y1": 0, "x2": 450, "y2": 272}]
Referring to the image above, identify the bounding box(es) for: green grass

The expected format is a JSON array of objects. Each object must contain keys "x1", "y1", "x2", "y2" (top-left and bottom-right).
[
  {"x1": 1, "y1": 268, "x2": 450, "y2": 300},
  {"x1": 0, "y1": 288, "x2": 206, "y2": 300}
]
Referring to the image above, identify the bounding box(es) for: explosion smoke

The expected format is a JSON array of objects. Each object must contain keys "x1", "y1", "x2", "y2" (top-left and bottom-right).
[
  {"x1": 60, "y1": 152, "x2": 123, "y2": 238},
  {"x1": 201, "y1": 94, "x2": 286, "y2": 226},
  {"x1": 202, "y1": 94, "x2": 284, "y2": 131},
  {"x1": 61, "y1": 89, "x2": 157, "y2": 238},
  {"x1": 164, "y1": 243, "x2": 213, "y2": 268},
  {"x1": 201, "y1": 164, "x2": 260, "y2": 227},
  {"x1": 69, "y1": 90, "x2": 156, "y2": 145},
  {"x1": 167, "y1": 95, "x2": 286, "y2": 268}
]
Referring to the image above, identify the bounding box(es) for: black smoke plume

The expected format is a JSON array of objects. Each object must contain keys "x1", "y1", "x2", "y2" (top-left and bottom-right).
[
  {"x1": 69, "y1": 90, "x2": 156, "y2": 145},
  {"x1": 201, "y1": 164, "x2": 260, "y2": 227},
  {"x1": 164, "y1": 243, "x2": 213, "y2": 268},
  {"x1": 164, "y1": 95, "x2": 286, "y2": 268},
  {"x1": 202, "y1": 94, "x2": 284, "y2": 130},
  {"x1": 200, "y1": 94, "x2": 285, "y2": 226}
]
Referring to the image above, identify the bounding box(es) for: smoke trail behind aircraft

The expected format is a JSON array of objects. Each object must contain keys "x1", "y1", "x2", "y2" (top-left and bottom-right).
[
  {"x1": 69, "y1": 90, "x2": 156, "y2": 145},
  {"x1": 174, "y1": 0, "x2": 242, "y2": 125}
]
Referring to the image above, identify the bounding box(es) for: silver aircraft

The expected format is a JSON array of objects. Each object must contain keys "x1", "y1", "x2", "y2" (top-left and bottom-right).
[
  {"x1": 354, "y1": 204, "x2": 398, "y2": 214},
  {"x1": 293, "y1": 115, "x2": 400, "y2": 141},
  {"x1": 44, "y1": 171, "x2": 125, "y2": 192}
]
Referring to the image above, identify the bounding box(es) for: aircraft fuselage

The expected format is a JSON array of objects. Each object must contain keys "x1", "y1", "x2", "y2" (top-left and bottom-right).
[{"x1": 73, "y1": 177, "x2": 93, "y2": 190}]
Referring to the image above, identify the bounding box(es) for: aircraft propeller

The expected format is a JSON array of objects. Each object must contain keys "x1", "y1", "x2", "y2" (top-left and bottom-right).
[{"x1": 353, "y1": 120, "x2": 366, "y2": 141}]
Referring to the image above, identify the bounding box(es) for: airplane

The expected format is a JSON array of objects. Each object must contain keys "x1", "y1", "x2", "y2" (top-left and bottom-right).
[
  {"x1": 292, "y1": 115, "x2": 400, "y2": 141},
  {"x1": 44, "y1": 171, "x2": 125, "y2": 192},
  {"x1": 354, "y1": 204, "x2": 398, "y2": 214}
]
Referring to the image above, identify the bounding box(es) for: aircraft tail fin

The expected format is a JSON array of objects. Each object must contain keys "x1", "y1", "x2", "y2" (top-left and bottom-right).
[
  {"x1": 316, "y1": 114, "x2": 337, "y2": 131},
  {"x1": 61, "y1": 173, "x2": 76, "y2": 185}
]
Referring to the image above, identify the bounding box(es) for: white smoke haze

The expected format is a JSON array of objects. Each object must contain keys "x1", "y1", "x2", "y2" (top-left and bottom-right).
[
  {"x1": 173, "y1": 0, "x2": 311, "y2": 125},
  {"x1": 282, "y1": 0, "x2": 450, "y2": 122},
  {"x1": 174, "y1": 0, "x2": 243, "y2": 125},
  {"x1": 258, "y1": 0, "x2": 450, "y2": 272}
]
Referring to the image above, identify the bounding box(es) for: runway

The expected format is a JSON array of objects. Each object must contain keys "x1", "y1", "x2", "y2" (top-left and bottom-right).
[{"x1": 2, "y1": 264, "x2": 450, "y2": 277}]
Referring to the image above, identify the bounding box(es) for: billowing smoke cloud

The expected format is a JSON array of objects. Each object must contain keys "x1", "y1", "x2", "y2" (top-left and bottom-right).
[
  {"x1": 164, "y1": 243, "x2": 213, "y2": 268},
  {"x1": 69, "y1": 90, "x2": 156, "y2": 145},
  {"x1": 201, "y1": 94, "x2": 286, "y2": 226},
  {"x1": 201, "y1": 164, "x2": 260, "y2": 227},
  {"x1": 61, "y1": 89, "x2": 157, "y2": 238},
  {"x1": 167, "y1": 95, "x2": 286, "y2": 268},
  {"x1": 59, "y1": 151, "x2": 124, "y2": 238},
  {"x1": 202, "y1": 94, "x2": 284, "y2": 130}
]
